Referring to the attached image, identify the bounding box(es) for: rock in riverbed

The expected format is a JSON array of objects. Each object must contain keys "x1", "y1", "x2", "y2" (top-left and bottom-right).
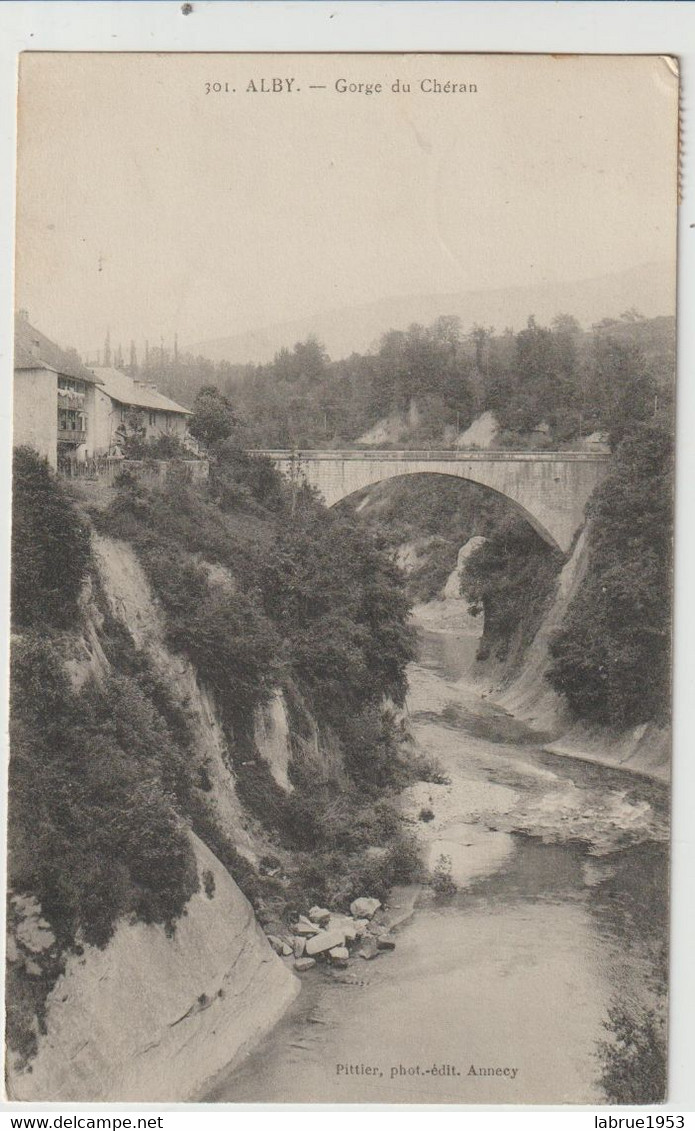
[
  {"x1": 308, "y1": 906, "x2": 331, "y2": 925},
  {"x1": 329, "y1": 946, "x2": 349, "y2": 967},
  {"x1": 327, "y1": 914, "x2": 359, "y2": 942},
  {"x1": 350, "y1": 897, "x2": 381, "y2": 920},
  {"x1": 357, "y1": 938, "x2": 381, "y2": 961},
  {"x1": 305, "y1": 929, "x2": 346, "y2": 956},
  {"x1": 294, "y1": 916, "x2": 321, "y2": 936},
  {"x1": 294, "y1": 957, "x2": 316, "y2": 972}
]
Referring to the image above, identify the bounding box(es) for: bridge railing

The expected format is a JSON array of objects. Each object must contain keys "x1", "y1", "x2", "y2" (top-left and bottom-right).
[{"x1": 251, "y1": 449, "x2": 610, "y2": 463}]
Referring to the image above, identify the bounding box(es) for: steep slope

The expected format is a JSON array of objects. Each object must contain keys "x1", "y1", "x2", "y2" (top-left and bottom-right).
[
  {"x1": 497, "y1": 525, "x2": 670, "y2": 780},
  {"x1": 9, "y1": 834, "x2": 298, "y2": 1103},
  {"x1": 435, "y1": 530, "x2": 670, "y2": 781},
  {"x1": 91, "y1": 533, "x2": 262, "y2": 859}
]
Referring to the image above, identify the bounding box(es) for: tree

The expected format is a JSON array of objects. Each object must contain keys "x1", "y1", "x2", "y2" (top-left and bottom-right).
[
  {"x1": 468, "y1": 323, "x2": 495, "y2": 372},
  {"x1": 189, "y1": 386, "x2": 241, "y2": 448},
  {"x1": 551, "y1": 313, "x2": 582, "y2": 336},
  {"x1": 547, "y1": 420, "x2": 673, "y2": 726},
  {"x1": 584, "y1": 337, "x2": 657, "y2": 446},
  {"x1": 114, "y1": 409, "x2": 147, "y2": 458}
]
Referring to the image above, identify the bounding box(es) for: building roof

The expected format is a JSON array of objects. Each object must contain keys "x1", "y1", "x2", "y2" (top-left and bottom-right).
[
  {"x1": 89, "y1": 367, "x2": 193, "y2": 416},
  {"x1": 14, "y1": 312, "x2": 103, "y2": 385}
]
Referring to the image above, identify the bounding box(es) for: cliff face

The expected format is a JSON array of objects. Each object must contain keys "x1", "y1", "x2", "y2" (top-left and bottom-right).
[
  {"x1": 431, "y1": 532, "x2": 670, "y2": 782},
  {"x1": 7, "y1": 531, "x2": 306, "y2": 1101},
  {"x1": 91, "y1": 533, "x2": 263, "y2": 859},
  {"x1": 8, "y1": 835, "x2": 298, "y2": 1103},
  {"x1": 495, "y1": 530, "x2": 590, "y2": 734},
  {"x1": 495, "y1": 530, "x2": 670, "y2": 781}
]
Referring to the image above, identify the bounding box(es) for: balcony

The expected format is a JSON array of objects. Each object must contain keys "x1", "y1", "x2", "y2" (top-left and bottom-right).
[
  {"x1": 58, "y1": 393, "x2": 85, "y2": 411},
  {"x1": 58, "y1": 428, "x2": 87, "y2": 445}
]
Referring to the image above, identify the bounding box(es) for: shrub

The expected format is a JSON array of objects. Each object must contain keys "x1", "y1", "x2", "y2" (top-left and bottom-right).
[
  {"x1": 597, "y1": 1005, "x2": 666, "y2": 1104},
  {"x1": 346, "y1": 835, "x2": 422, "y2": 903},
  {"x1": 431, "y1": 854, "x2": 457, "y2": 896},
  {"x1": 410, "y1": 751, "x2": 451, "y2": 785},
  {"x1": 419, "y1": 807, "x2": 435, "y2": 823}
]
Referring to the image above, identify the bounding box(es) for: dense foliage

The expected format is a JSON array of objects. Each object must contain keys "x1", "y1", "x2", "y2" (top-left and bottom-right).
[
  {"x1": 460, "y1": 517, "x2": 564, "y2": 661},
  {"x1": 10, "y1": 444, "x2": 422, "y2": 988},
  {"x1": 100, "y1": 454, "x2": 416, "y2": 748},
  {"x1": 8, "y1": 451, "x2": 207, "y2": 1064},
  {"x1": 547, "y1": 420, "x2": 673, "y2": 726},
  {"x1": 94, "y1": 451, "x2": 421, "y2": 894},
  {"x1": 187, "y1": 385, "x2": 240, "y2": 448},
  {"x1": 11, "y1": 447, "x2": 91, "y2": 629},
  {"x1": 598, "y1": 1005, "x2": 667, "y2": 1104},
  {"x1": 9, "y1": 632, "x2": 198, "y2": 951},
  {"x1": 137, "y1": 312, "x2": 673, "y2": 452}
]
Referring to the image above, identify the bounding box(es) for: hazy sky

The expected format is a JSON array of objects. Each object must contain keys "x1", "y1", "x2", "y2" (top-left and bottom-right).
[{"x1": 15, "y1": 52, "x2": 678, "y2": 357}]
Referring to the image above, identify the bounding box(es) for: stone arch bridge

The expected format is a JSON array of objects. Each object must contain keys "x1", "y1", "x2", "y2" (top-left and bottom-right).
[{"x1": 252, "y1": 449, "x2": 611, "y2": 554}]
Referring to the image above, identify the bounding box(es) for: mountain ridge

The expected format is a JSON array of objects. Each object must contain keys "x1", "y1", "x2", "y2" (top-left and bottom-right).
[{"x1": 187, "y1": 261, "x2": 674, "y2": 365}]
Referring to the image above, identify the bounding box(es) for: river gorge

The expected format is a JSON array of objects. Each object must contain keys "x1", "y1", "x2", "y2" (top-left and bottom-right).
[{"x1": 205, "y1": 608, "x2": 669, "y2": 1105}]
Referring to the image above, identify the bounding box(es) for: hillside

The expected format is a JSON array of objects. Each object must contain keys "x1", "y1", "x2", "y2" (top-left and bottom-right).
[
  {"x1": 7, "y1": 449, "x2": 432, "y2": 1100},
  {"x1": 187, "y1": 261, "x2": 674, "y2": 365}
]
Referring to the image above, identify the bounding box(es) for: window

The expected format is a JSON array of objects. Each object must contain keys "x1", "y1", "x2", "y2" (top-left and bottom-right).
[{"x1": 149, "y1": 412, "x2": 156, "y2": 427}]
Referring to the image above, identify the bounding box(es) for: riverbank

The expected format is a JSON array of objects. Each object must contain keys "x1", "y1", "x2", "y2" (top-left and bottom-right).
[
  {"x1": 412, "y1": 594, "x2": 670, "y2": 784},
  {"x1": 205, "y1": 612, "x2": 668, "y2": 1103}
]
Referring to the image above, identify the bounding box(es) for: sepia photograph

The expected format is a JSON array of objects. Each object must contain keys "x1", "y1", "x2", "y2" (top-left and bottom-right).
[{"x1": 6, "y1": 50, "x2": 678, "y2": 1104}]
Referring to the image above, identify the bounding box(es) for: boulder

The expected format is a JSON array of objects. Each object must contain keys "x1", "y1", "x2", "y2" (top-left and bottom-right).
[
  {"x1": 14, "y1": 896, "x2": 56, "y2": 954},
  {"x1": 357, "y1": 938, "x2": 380, "y2": 961},
  {"x1": 265, "y1": 934, "x2": 285, "y2": 955},
  {"x1": 294, "y1": 916, "x2": 321, "y2": 936},
  {"x1": 367, "y1": 922, "x2": 387, "y2": 938},
  {"x1": 294, "y1": 957, "x2": 317, "y2": 972},
  {"x1": 352, "y1": 919, "x2": 370, "y2": 937},
  {"x1": 350, "y1": 897, "x2": 381, "y2": 920},
  {"x1": 376, "y1": 936, "x2": 396, "y2": 951},
  {"x1": 308, "y1": 906, "x2": 331, "y2": 925},
  {"x1": 305, "y1": 929, "x2": 346, "y2": 956},
  {"x1": 292, "y1": 936, "x2": 306, "y2": 959},
  {"x1": 281, "y1": 942, "x2": 293, "y2": 957},
  {"x1": 329, "y1": 946, "x2": 349, "y2": 967},
  {"x1": 328, "y1": 914, "x2": 358, "y2": 942}
]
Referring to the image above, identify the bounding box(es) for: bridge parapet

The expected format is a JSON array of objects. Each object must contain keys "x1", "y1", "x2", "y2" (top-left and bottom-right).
[
  {"x1": 254, "y1": 449, "x2": 610, "y2": 463},
  {"x1": 251, "y1": 449, "x2": 611, "y2": 554}
]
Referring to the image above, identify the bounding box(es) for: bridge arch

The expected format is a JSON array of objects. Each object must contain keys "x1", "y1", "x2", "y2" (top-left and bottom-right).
[
  {"x1": 333, "y1": 469, "x2": 564, "y2": 551},
  {"x1": 254, "y1": 450, "x2": 610, "y2": 556}
]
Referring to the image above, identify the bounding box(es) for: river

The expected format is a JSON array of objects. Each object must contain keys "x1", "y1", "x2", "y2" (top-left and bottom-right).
[{"x1": 205, "y1": 615, "x2": 669, "y2": 1105}]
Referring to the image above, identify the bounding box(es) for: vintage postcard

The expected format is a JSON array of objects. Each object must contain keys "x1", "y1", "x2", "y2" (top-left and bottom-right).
[{"x1": 7, "y1": 52, "x2": 677, "y2": 1104}]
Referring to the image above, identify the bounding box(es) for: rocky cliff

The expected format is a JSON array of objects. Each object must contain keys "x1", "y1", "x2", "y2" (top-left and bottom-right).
[
  {"x1": 432, "y1": 533, "x2": 670, "y2": 781},
  {"x1": 7, "y1": 531, "x2": 306, "y2": 1101},
  {"x1": 8, "y1": 834, "x2": 298, "y2": 1103}
]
